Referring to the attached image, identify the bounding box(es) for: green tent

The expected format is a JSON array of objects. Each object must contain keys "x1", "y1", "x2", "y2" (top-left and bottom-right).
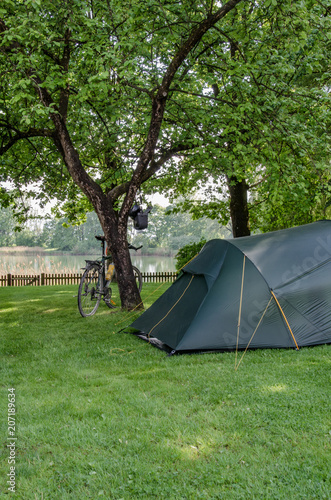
[{"x1": 129, "y1": 221, "x2": 331, "y2": 355}]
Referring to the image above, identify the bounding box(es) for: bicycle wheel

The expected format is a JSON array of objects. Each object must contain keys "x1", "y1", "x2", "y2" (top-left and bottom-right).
[
  {"x1": 133, "y1": 265, "x2": 143, "y2": 293},
  {"x1": 78, "y1": 264, "x2": 101, "y2": 317},
  {"x1": 109, "y1": 266, "x2": 142, "y2": 293}
]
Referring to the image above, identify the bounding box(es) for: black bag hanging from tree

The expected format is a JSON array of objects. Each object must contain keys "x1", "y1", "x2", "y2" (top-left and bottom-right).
[{"x1": 129, "y1": 204, "x2": 152, "y2": 230}]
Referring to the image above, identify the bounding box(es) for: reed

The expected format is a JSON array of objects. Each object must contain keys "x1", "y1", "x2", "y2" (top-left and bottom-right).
[{"x1": 0, "y1": 246, "x2": 46, "y2": 254}]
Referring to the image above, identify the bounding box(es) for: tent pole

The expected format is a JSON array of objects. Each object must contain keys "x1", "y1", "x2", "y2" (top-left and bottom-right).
[
  {"x1": 235, "y1": 295, "x2": 273, "y2": 371},
  {"x1": 271, "y1": 291, "x2": 299, "y2": 350},
  {"x1": 147, "y1": 275, "x2": 195, "y2": 339}
]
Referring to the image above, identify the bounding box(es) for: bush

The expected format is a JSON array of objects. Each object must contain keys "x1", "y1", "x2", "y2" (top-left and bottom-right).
[{"x1": 175, "y1": 239, "x2": 206, "y2": 271}]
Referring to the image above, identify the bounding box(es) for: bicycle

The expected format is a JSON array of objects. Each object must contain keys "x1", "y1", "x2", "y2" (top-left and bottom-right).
[{"x1": 77, "y1": 235, "x2": 143, "y2": 317}]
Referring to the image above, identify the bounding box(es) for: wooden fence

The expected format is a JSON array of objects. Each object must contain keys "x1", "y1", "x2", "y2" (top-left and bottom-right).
[
  {"x1": 141, "y1": 272, "x2": 177, "y2": 283},
  {"x1": 0, "y1": 271, "x2": 178, "y2": 287}
]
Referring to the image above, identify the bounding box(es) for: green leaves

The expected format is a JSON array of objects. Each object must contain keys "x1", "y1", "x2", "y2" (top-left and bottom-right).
[
  {"x1": 157, "y1": 0, "x2": 331, "y2": 233},
  {"x1": 175, "y1": 238, "x2": 207, "y2": 271},
  {"x1": 0, "y1": 0, "x2": 330, "y2": 237}
]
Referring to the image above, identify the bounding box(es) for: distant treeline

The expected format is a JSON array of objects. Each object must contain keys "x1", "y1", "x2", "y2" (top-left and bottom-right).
[{"x1": 0, "y1": 205, "x2": 230, "y2": 254}]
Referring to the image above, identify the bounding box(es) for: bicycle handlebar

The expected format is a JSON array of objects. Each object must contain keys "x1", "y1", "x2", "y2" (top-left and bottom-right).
[
  {"x1": 95, "y1": 236, "x2": 142, "y2": 251},
  {"x1": 128, "y1": 244, "x2": 143, "y2": 251}
]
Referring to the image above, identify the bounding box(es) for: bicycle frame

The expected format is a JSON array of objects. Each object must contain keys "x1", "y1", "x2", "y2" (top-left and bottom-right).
[
  {"x1": 91, "y1": 237, "x2": 112, "y2": 293},
  {"x1": 78, "y1": 235, "x2": 143, "y2": 317}
]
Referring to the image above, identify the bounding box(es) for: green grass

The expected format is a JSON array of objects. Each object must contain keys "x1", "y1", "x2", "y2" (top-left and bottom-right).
[{"x1": 0, "y1": 284, "x2": 330, "y2": 499}]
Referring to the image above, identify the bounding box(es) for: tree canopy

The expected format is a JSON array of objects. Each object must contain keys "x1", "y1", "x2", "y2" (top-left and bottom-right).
[
  {"x1": 0, "y1": 0, "x2": 242, "y2": 214},
  {"x1": 0, "y1": 0, "x2": 245, "y2": 308},
  {"x1": 0, "y1": 0, "x2": 330, "y2": 306},
  {"x1": 147, "y1": 0, "x2": 331, "y2": 234}
]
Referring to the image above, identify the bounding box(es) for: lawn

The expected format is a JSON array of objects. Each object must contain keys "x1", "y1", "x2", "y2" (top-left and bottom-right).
[{"x1": 0, "y1": 284, "x2": 330, "y2": 499}]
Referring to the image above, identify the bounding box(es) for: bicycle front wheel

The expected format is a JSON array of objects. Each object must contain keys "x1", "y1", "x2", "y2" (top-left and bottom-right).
[
  {"x1": 104, "y1": 285, "x2": 117, "y2": 309},
  {"x1": 78, "y1": 264, "x2": 101, "y2": 317}
]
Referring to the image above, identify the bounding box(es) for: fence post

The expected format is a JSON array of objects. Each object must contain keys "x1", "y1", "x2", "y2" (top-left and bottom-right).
[
  {"x1": 40, "y1": 273, "x2": 45, "y2": 286},
  {"x1": 7, "y1": 273, "x2": 12, "y2": 287}
]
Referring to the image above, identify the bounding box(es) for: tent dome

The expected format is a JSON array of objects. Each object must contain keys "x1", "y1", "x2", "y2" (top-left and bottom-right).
[{"x1": 129, "y1": 221, "x2": 331, "y2": 354}]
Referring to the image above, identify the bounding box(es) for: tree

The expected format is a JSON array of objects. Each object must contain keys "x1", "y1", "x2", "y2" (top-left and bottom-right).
[
  {"x1": 145, "y1": 0, "x2": 331, "y2": 235},
  {"x1": 0, "y1": 205, "x2": 16, "y2": 246},
  {"x1": 0, "y1": 197, "x2": 44, "y2": 246},
  {"x1": 42, "y1": 212, "x2": 102, "y2": 252},
  {"x1": 0, "y1": 0, "x2": 243, "y2": 309}
]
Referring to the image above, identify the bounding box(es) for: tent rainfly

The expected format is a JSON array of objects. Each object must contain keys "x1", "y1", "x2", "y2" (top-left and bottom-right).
[{"x1": 128, "y1": 221, "x2": 331, "y2": 355}]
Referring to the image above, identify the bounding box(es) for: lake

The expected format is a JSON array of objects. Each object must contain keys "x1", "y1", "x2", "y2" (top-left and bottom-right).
[{"x1": 0, "y1": 253, "x2": 175, "y2": 275}]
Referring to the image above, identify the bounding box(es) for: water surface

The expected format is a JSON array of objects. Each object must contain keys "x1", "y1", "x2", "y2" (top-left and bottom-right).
[{"x1": 0, "y1": 253, "x2": 175, "y2": 274}]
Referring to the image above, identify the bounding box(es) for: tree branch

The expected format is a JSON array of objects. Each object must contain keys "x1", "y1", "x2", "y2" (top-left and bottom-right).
[
  {"x1": 248, "y1": 174, "x2": 272, "y2": 190},
  {"x1": 168, "y1": 87, "x2": 236, "y2": 107},
  {"x1": 119, "y1": 79, "x2": 156, "y2": 99},
  {"x1": 120, "y1": 0, "x2": 243, "y2": 219},
  {"x1": 109, "y1": 143, "x2": 199, "y2": 202},
  {"x1": 0, "y1": 127, "x2": 54, "y2": 156},
  {"x1": 58, "y1": 28, "x2": 71, "y2": 122}
]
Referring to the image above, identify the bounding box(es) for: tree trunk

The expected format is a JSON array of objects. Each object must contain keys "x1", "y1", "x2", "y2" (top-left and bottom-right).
[
  {"x1": 51, "y1": 118, "x2": 143, "y2": 310},
  {"x1": 87, "y1": 194, "x2": 143, "y2": 311},
  {"x1": 102, "y1": 216, "x2": 143, "y2": 311},
  {"x1": 226, "y1": 175, "x2": 250, "y2": 238}
]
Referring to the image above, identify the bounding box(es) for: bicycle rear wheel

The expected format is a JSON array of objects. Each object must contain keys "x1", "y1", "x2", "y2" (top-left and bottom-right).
[
  {"x1": 133, "y1": 265, "x2": 143, "y2": 293},
  {"x1": 78, "y1": 264, "x2": 101, "y2": 317},
  {"x1": 109, "y1": 266, "x2": 142, "y2": 293}
]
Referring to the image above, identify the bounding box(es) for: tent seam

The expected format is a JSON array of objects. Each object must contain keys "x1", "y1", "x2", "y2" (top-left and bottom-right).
[
  {"x1": 226, "y1": 240, "x2": 273, "y2": 293},
  {"x1": 273, "y1": 257, "x2": 331, "y2": 291}
]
